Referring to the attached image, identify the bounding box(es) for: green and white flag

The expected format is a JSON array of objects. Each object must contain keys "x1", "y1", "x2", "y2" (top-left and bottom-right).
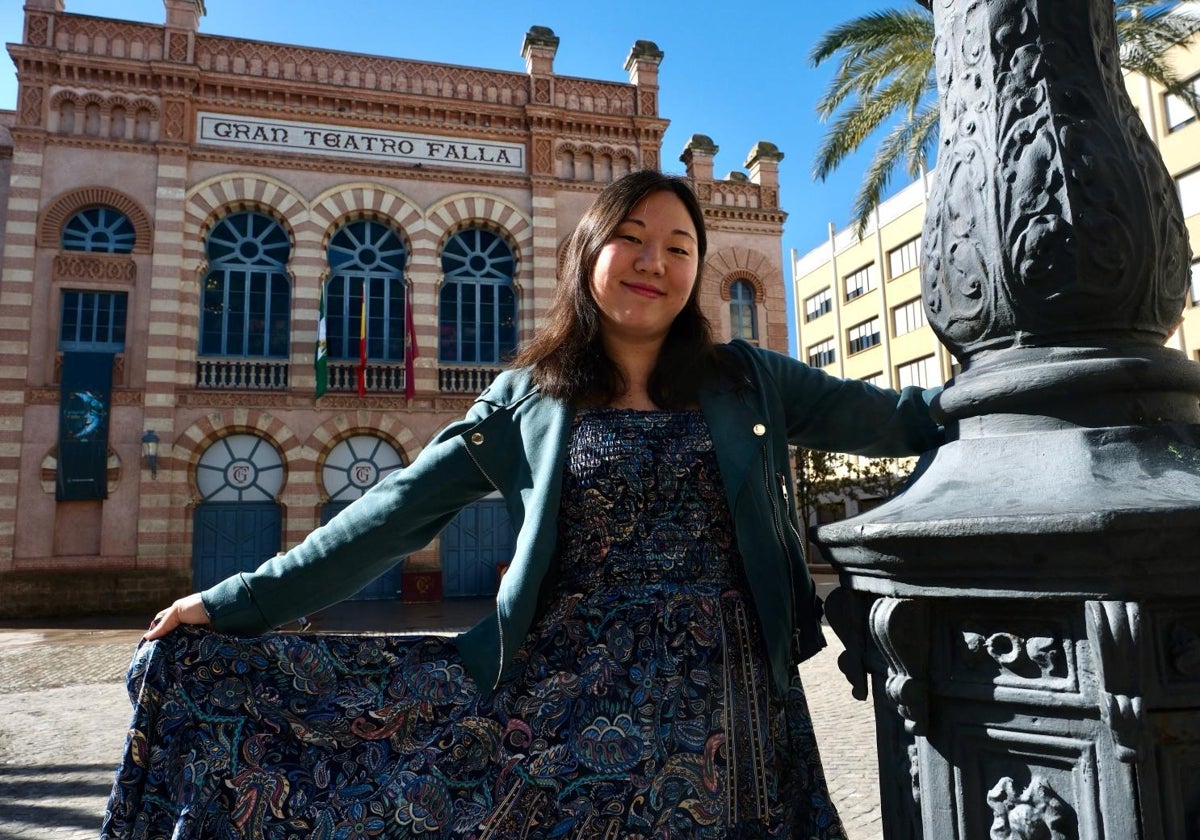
[{"x1": 315, "y1": 284, "x2": 328, "y2": 397}]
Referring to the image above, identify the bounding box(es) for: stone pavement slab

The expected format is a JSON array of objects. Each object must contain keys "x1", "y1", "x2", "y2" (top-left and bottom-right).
[{"x1": 0, "y1": 599, "x2": 884, "y2": 839}]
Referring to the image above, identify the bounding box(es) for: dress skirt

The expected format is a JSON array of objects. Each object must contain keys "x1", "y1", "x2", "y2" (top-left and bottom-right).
[{"x1": 101, "y1": 408, "x2": 846, "y2": 839}]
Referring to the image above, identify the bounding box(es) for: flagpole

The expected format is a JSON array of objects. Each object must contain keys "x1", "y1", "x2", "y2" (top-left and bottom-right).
[
  {"x1": 356, "y1": 282, "x2": 368, "y2": 397},
  {"x1": 404, "y1": 282, "x2": 417, "y2": 401}
]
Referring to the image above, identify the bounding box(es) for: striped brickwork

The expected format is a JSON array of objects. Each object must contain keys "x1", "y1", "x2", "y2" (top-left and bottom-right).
[
  {"x1": 0, "y1": 6, "x2": 786, "y2": 616},
  {"x1": 0, "y1": 139, "x2": 42, "y2": 571}
]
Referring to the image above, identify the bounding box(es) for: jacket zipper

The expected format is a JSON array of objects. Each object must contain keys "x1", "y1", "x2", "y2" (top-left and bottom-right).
[
  {"x1": 762, "y1": 458, "x2": 804, "y2": 660},
  {"x1": 463, "y1": 436, "x2": 508, "y2": 690}
]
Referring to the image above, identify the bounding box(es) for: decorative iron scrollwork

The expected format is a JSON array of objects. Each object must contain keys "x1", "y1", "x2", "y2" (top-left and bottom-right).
[
  {"x1": 869, "y1": 598, "x2": 930, "y2": 735},
  {"x1": 923, "y1": 0, "x2": 1188, "y2": 362},
  {"x1": 1084, "y1": 600, "x2": 1146, "y2": 763},
  {"x1": 823, "y1": 586, "x2": 869, "y2": 702},
  {"x1": 987, "y1": 776, "x2": 1073, "y2": 840},
  {"x1": 962, "y1": 627, "x2": 1064, "y2": 681}
]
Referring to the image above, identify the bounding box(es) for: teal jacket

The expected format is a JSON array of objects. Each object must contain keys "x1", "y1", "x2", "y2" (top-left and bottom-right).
[{"x1": 202, "y1": 341, "x2": 942, "y2": 696}]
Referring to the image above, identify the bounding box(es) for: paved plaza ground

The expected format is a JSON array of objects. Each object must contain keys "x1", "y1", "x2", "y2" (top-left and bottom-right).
[{"x1": 0, "y1": 581, "x2": 884, "y2": 839}]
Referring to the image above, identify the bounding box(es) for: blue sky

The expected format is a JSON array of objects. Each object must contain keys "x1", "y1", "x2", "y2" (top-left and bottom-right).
[{"x1": 1, "y1": 0, "x2": 902, "y2": 352}]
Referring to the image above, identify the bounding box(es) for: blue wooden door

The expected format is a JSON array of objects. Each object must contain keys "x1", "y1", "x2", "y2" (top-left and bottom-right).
[
  {"x1": 319, "y1": 501, "x2": 401, "y2": 600},
  {"x1": 192, "y1": 502, "x2": 282, "y2": 591},
  {"x1": 441, "y1": 498, "x2": 514, "y2": 597}
]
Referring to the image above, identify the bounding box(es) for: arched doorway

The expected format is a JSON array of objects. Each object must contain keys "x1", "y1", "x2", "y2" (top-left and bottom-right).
[
  {"x1": 320, "y1": 434, "x2": 404, "y2": 600},
  {"x1": 440, "y1": 496, "x2": 514, "y2": 597},
  {"x1": 191, "y1": 433, "x2": 284, "y2": 591}
]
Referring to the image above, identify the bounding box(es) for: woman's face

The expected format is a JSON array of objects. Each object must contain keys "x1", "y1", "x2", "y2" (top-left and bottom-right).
[{"x1": 588, "y1": 189, "x2": 699, "y2": 352}]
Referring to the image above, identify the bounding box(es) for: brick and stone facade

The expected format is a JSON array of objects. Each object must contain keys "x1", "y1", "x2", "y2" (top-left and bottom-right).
[{"x1": 0, "y1": 0, "x2": 788, "y2": 617}]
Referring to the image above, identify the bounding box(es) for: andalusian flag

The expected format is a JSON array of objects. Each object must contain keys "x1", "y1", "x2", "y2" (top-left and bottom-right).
[{"x1": 314, "y1": 285, "x2": 328, "y2": 398}]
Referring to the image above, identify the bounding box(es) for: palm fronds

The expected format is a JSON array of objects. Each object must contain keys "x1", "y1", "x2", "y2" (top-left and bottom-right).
[{"x1": 811, "y1": 0, "x2": 1200, "y2": 236}]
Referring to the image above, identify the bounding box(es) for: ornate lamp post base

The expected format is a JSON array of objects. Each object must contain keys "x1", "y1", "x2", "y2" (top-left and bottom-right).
[{"x1": 815, "y1": 1, "x2": 1200, "y2": 837}]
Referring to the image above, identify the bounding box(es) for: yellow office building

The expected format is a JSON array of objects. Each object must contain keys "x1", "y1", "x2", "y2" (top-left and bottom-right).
[{"x1": 792, "y1": 38, "x2": 1200, "y2": 389}]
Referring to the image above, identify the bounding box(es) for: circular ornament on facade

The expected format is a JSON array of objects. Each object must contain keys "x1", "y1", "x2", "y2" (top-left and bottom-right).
[
  {"x1": 196, "y1": 433, "x2": 284, "y2": 502},
  {"x1": 322, "y1": 435, "x2": 403, "y2": 502}
]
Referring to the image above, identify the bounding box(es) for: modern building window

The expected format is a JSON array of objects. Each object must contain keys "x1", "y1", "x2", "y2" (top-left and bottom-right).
[
  {"x1": 887, "y1": 236, "x2": 921, "y2": 279},
  {"x1": 326, "y1": 220, "x2": 408, "y2": 362},
  {"x1": 1164, "y1": 77, "x2": 1200, "y2": 132},
  {"x1": 200, "y1": 211, "x2": 292, "y2": 358},
  {"x1": 804, "y1": 287, "x2": 832, "y2": 322},
  {"x1": 438, "y1": 228, "x2": 517, "y2": 364},
  {"x1": 847, "y1": 317, "x2": 882, "y2": 354},
  {"x1": 729, "y1": 280, "x2": 758, "y2": 341},
  {"x1": 59, "y1": 290, "x2": 127, "y2": 352},
  {"x1": 844, "y1": 264, "x2": 876, "y2": 301},
  {"x1": 1191, "y1": 259, "x2": 1200, "y2": 306},
  {"x1": 61, "y1": 206, "x2": 136, "y2": 254},
  {"x1": 860, "y1": 372, "x2": 884, "y2": 388},
  {"x1": 896, "y1": 354, "x2": 941, "y2": 389},
  {"x1": 807, "y1": 337, "x2": 836, "y2": 368},
  {"x1": 892, "y1": 297, "x2": 929, "y2": 336},
  {"x1": 1178, "y1": 168, "x2": 1200, "y2": 219}
]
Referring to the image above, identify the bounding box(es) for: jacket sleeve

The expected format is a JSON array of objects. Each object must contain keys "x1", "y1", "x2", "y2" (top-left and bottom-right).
[
  {"x1": 750, "y1": 344, "x2": 944, "y2": 457},
  {"x1": 201, "y1": 401, "x2": 498, "y2": 634}
]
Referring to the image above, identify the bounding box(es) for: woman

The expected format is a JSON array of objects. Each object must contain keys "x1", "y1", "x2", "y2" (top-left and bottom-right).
[{"x1": 103, "y1": 171, "x2": 941, "y2": 839}]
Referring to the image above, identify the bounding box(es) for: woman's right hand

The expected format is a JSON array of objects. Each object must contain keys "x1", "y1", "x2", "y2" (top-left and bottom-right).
[{"x1": 144, "y1": 592, "x2": 212, "y2": 641}]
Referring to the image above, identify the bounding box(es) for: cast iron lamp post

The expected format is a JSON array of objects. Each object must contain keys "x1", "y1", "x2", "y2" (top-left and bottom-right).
[{"x1": 818, "y1": 1, "x2": 1200, "y2": 837}]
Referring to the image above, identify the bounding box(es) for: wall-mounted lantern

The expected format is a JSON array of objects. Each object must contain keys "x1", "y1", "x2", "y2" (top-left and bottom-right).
[{"x1": 140, "y1": 429, "x2": 160, "y2": 479}]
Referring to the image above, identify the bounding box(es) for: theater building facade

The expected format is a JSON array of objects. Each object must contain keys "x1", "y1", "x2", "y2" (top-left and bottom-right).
[{"x1": 0, "y1": 0, "x2": 789, "y2": 617}]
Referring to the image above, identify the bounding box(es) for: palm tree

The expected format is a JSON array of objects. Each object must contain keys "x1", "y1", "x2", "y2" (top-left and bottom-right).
[{"x1": 811, "y1": 0, "x2": 1200, "y2": 236}]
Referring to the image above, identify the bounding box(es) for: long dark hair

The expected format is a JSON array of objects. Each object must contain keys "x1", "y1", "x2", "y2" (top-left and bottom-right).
[{"x1": 511, "y1": 170, "x2": 726, "y2": 407}]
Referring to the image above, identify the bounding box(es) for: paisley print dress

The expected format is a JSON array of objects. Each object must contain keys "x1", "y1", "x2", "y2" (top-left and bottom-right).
[{"x1": 101, "y1": 408, "x2": 845, "y2": 839}]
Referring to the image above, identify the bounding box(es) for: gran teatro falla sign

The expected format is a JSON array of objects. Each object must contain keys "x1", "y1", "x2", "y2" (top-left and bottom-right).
[{"x1": 197, "y1": 112, "x2": 525, "y2": 173}]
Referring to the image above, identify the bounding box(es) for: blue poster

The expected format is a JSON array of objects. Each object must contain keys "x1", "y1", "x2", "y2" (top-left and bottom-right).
[{"x1": 57, "y1": 351, "x2": 114, "y2": 500}]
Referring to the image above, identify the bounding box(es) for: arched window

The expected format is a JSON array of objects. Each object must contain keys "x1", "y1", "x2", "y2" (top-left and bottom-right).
[
  {"x1": 325, "y1": 220, "x2": 408, "y2": 361},
  {"x1": 59, "y1": 99, "x2": 76, "y2": 134},
  {"x1": 729, "y1": 280, "x2": 758, "y2": 342},
  {"x1": 110, "y1": 106, "x2": 127, "y2": 139},
  {"x1": 200, "y1": 211, "x2": 291, "y2": 358},
  {"x1": 84, "y1": 102, "x2": 101, "y2": 136},
  {"x1": 61, "y1": 206, "x2": 136, "y2": 254},
  {"x1": 439, "y1": 228, "x2": 517, "y2": 364}
]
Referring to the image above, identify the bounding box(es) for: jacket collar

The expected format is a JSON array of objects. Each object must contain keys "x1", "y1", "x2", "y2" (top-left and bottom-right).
[{"x1": 480, "y1": 363, "x2": 766, "y2": 506}]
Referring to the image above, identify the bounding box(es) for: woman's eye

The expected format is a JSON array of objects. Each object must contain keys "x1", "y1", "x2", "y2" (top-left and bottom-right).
[
  {"x1": 669, "y1": 247, "x2": 690, "y2": 256},
  {"x1": 618, "y1": 234, "x2": 641, "y2": 244}
]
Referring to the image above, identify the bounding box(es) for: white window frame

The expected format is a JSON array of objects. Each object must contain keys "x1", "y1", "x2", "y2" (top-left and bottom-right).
[
  {"x1": 1177, "y1": 168, "x2": 1200, "y2": 219},
  {"x1": 887, "y1": 236, "x2": 921, "y2": 279},
  {"x1": 808, "y1": 337, "x2": 836, "y2": 368},
  {"x1": 847, "y1": 317, "x2": 881, "y2": 355},
  {"x1": 844, "y1": 264, "x2": 876, "y2": 302},
  {"x1": 1164, "y1": 77, "x2": 1200, "y2": 132},
  {"x1": 892, "y1": 297, "x2": 928, "y2": 337},
  {"x1": 804, "y1": 287, "x2": 832, "y2": 322},
  {"x1": 896, "y1": 354, "x2": 940, "y2": 389}
]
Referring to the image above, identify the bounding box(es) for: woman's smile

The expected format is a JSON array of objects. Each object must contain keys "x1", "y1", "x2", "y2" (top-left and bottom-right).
[{"x1": 589, "y1": 189, "x2": 699, "y2": 350}]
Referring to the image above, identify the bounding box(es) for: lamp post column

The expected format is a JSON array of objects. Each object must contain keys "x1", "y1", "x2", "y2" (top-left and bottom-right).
[{"x1": 819, "y1": 1, "x2": 1200, "y2": 837}]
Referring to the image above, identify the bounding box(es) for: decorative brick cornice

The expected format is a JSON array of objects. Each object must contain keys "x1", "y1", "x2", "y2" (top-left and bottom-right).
[
  {"x1": 52, "y1": 253, "x2": 137, "y2": 284},
  {"x1": 39, "y1": 186, "x2": 153, "y2": 253},
  {"x1": 26, "y1": 387, "x2": 141, "y2": 405}
]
